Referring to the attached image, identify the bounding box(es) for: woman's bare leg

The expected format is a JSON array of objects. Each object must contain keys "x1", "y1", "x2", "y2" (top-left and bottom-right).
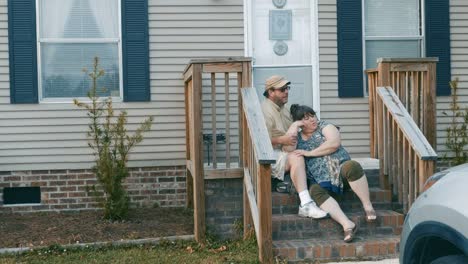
[
  {"x1": 320, "y1": 197, "x2": 355, "y2": 231},
  {"x1": 348, "y1": 175, "x2": 375, "y2": 216}
]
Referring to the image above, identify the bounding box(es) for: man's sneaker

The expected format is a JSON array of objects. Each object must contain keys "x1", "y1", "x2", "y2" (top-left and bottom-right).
[{"x1": 298, "y1": 201, "x2": 328, "y2": 219}]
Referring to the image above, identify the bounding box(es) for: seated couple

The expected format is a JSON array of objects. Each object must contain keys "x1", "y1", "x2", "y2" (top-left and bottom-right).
[{"x1": 261, "y1": 75, "x2": 377, "y2": 242}]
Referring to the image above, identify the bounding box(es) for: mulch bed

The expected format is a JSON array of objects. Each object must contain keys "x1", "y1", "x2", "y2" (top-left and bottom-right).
[{"x1": 0, "y1": 207, "x2": 193, "y2": 248}]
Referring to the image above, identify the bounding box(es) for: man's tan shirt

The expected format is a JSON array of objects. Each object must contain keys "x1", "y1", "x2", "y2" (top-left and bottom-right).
[{"x1": 261, "y1": 98, "x2": 292, "y2": 150}]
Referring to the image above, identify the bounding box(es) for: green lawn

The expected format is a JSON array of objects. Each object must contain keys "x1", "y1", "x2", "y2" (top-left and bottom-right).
[{"x1": 0, "y1": 238, "x2": 262, "y2": 264}]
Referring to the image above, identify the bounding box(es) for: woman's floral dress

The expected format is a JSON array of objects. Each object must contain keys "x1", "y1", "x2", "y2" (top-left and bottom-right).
[{"x1": 296, "y1": 120, "x2": 350, "y2": 194}]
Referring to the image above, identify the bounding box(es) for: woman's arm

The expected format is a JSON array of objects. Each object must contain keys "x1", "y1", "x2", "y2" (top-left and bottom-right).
[
  {"x1": 282, "y1": 120, "x2": 304, "y2": 152},
  {"x1": 294, "y1": 124, "x2": 341, "y2": 157}
]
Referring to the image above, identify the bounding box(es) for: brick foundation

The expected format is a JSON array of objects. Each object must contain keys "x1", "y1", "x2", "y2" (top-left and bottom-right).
[
  {"x1": 0, "y1": 166, "x2": 186, "y2": 213},
  {"x1": 205, "y1": 178, "x2": 243, "y2": 239},
  {"x1": 1, "y1": 166, "x2": 258, "y2": 240}
]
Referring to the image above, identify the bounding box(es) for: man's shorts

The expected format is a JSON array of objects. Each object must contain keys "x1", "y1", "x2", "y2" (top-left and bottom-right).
[{"x1": 271, "y1": 149, "x2": 288, "y2": 181}]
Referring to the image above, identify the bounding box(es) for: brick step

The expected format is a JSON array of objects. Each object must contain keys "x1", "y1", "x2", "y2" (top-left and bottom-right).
[
  {"x1": 272, "y1": 210, "x2": 403, "y2": 241},
  {"x1": 363, "y1": 169, "x2": 380, "y2": 187},
  {"x1": 273, "y1": 234, "x2": 400, "y2": 262},
  {"x1": 272, "y1": 187, "x2": 392, "y2": 215}
]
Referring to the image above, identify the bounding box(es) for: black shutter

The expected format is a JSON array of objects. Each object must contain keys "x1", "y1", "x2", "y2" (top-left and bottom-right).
[
  {"x1": 337, "y1": 0, "x2": 363, "y2": 98},
  {"x1": 122, "y1": 0, "x2": 150, "y2": 102},
  {"x1": 425, "y1": 0, "x2": 451, "y2": 96},
  {"x1": 8, "y1": 0, "x2": 38, "y2": 104}
]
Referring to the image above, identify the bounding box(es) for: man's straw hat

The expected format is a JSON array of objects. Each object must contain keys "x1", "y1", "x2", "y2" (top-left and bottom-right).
[{"x1": 263, "y1": 75, "x2": 290, "y2": 96}]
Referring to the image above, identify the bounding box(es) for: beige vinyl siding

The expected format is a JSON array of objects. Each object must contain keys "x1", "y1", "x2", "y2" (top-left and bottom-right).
[
  {"x1": 0, "y1": 0, "x2": 244, "y2": 171},
  {"x1": 317, "y1": 0, "x2": 370, "y2": 157},
  {"x1": 317, "y1": 0, "x2": 468, "y2": 158},
  {"x1": 436, "y1": 0, "x2": 468, "y2": 156}
]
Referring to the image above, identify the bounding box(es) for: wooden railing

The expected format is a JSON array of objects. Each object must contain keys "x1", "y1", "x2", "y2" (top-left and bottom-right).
[
  {"x1": 183, "y1": 58, "x2": 275, "y2": 263},
  {"x1": 368, "y1": 58, "x2": 438, "y2": 160},
  {"x1": 240, "y1": 87, "x2": 276, "y2": 263},
  {"x1": 375, "y1": 86, "x2": 437, "y2": 212},
  {"x1": 183, "y1": 57, "x2": 252, "y2": 242}
]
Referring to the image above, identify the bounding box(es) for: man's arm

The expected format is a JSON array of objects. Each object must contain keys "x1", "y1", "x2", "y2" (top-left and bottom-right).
[{"x1": 272, "y1": 134, "x2": 297, "y2": 147}]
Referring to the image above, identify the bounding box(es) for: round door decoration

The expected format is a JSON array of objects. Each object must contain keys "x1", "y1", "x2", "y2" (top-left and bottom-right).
[
  {"x1": 274, "y1": 40, "x2": 288, "y2": 56},
  {"x1": 272, "y1": 0, "x2": 287, "y2": 9}
]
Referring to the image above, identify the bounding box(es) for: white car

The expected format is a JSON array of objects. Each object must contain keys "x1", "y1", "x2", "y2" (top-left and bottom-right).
[{"x1": 400, "y1": 163, "x2": 468, "y2": 264}]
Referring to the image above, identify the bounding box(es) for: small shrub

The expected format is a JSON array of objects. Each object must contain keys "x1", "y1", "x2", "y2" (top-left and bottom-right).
[
  {"x1": 442, "y1": 78, "x2": 468, "y2": 165},
  {"x1": 74, "y1": 57, "x2": 153, "y2": 220}
]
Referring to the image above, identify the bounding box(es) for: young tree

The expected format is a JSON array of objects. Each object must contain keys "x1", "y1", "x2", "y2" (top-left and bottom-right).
[
  {"x1": 442, "y1": 78, "x2": 468, "y2": 166},
  {"x1": 74, "y1": 57, "x2": 153, "y2": 220}
]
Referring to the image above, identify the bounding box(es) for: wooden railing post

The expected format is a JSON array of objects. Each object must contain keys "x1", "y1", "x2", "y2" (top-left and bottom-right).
[
  {"x1": 184, "y1": 58, "x2": 277, "y2": 262},
  {"x1": 257, "y1": 164, "x2": 273, "y2": 263},
  {"x1": 191, "y1": 63, "x2": 206, "y2": 243},
  {"x1": 184, "y1": 66, "x2": 194, "y2": 210}
]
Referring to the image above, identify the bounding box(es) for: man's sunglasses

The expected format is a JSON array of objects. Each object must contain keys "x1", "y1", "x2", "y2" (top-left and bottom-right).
[{"x1": 272, "y1": 85, "x2": 290, "y2": 93}]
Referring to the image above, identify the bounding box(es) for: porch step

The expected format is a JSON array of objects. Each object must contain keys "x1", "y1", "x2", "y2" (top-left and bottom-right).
[
  {"x1": 272, "y1": 187, "x2": 392, "y2": 215},
  {"x1": 272, "y1": 210, "x2": 403, "y2": 240},
  {"x1": 273, "y1": 234, "x2": 400, "y2": 262}
]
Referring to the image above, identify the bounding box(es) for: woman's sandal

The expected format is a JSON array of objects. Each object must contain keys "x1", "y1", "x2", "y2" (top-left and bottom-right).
[
  {"x1": 343, "y1": 225, "x2": 358, "y2": 243},
  {"x1": 365, "y1": 209, "x2": 377, "y2": 223}
]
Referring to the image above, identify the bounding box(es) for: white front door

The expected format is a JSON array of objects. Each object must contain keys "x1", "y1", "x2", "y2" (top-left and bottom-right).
[{"x1": 246, "y1": 0, "x2": 319, "y2": 110}]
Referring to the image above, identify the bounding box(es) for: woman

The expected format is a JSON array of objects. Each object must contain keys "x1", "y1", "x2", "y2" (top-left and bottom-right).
[{"x1": 290, "y1": 104, "x2": 377, "y2": 243}]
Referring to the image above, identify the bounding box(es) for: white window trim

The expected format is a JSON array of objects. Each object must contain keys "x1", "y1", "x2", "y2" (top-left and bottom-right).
[
  {"x1": 361, "y1": 0, "x2": 425, "y2": 97},
  {"x1": 36, "y1": 0, "x2": 124, "y2": 104}
]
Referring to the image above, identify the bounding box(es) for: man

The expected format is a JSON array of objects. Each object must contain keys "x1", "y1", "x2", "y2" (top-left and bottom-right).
[{"x1": 261, "y1": 75, "x2": 327, "y2": 219}]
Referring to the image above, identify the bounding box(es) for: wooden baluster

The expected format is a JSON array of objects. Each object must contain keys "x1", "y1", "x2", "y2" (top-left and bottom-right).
[
  {"x1": 425, "y1": 63, "x2": 437, "y2": 149},
  {"x1": 378, "y1": 95, "x2": 388, "y2": 189},
  {"x1": 397, "y1": 128, "x2": 403, "y2": 204},
  {"x1": 211, "y1": 73, "x2": 217, "y2": 169},
  {"x1": 387, "y1": 110, "x2": 393, "y2": 189},
  {"x1": 406, "y1": 71, "x2": 410, "y2": 109},
  {"x1": 225, "y1": 73, "x2": 231, "y2": 168},
  {"x1": 238, "y1": 72, "x2": 244, "y2": 168},
  {"x1": 407, "y1": 145, "x2": 414, "y2": 211},
  {"x1": 401, "y1": 136, "x2": 407, "y2": 212},
  {"x1": 412, "y1": 71, "x2": 420, "y2": 126},
  {"x1": 369, "y1": 72, "x2": 376, "y2": 158},
  {"x1": 399, "y1": 71, "x2": 406, "y2": 104},
  {"x1": 392, "y1": 115, "x2": 398, "y2": 196}
]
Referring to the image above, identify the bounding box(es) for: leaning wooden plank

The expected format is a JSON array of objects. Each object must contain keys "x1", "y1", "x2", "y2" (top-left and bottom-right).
[
  {"x1": 376, "y1": 87, "x2": 437, "y2": 160},
  {"x1": 243, "y1": 168, "x2": 260, "y2": 240},
  {"x1": 240, "y1": 88, "x2": 276, "y2": 164}
]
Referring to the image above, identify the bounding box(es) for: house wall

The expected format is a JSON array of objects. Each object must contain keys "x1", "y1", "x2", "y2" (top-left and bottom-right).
[
  {"x1": 0, "y1": 166, "x2": 186, "y2": 213},
  {"x1": 317, "y1": 0, "x2": 468, "y2": 158},
  {"x1": 0, "y1": 0, "x2": 245, "y2": 172},
  {"x1": 438, "y1": 0, "x2": 468, "y2": 156}
]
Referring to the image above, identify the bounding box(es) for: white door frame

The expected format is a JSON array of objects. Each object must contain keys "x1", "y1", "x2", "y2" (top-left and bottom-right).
[{"x1": 243, "y1": 0, "x2": 321, "y2": 118}]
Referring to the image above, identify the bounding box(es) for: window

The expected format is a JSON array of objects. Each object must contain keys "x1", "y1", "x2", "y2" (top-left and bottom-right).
[
  {"x1": 8, "y1": 0, "x2": 150, "y2": 104},
  {"x1": 363, "y1": 0, "x2": 423, "y2": 70},
  {"x1": 38, "y1": 0, "x2": 121, "y2": 101},
  {"x1": 337, "y1": 0, "x2": 450, "y2": 97}
]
